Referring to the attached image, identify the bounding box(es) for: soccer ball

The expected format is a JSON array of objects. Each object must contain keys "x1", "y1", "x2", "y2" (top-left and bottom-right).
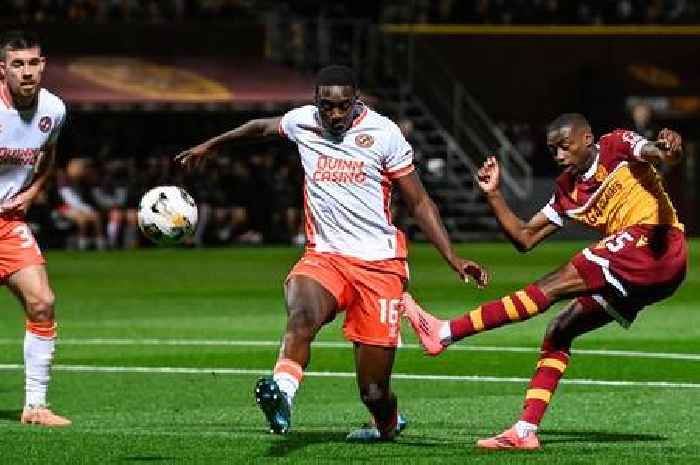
[{"x1": 137, "y1": 186, "x2": 198, "y2": 245}]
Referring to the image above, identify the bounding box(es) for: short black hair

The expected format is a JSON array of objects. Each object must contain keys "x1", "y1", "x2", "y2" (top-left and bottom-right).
[
  {"x1": 547, "y1": 113, "x2": 590, "y2": 134},
  {"x1": 0, "y1": 30, "x2": 41, "y2": 60},
  {"x1": 316, "y1": 65, "x2": 356, "y2": 90}
]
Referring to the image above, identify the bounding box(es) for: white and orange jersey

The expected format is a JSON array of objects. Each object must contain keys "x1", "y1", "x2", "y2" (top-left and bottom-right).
[
  {"x1": 279, "y1": 104, "x2": 414, "y2": 261},
  {"x1": 0, "y1": 86, "x2": 66, "y2": 202}
]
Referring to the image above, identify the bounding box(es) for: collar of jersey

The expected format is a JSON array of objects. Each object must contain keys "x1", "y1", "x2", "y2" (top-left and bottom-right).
[{"x1": 581, "y1": 144, "x2": 600, "y2": 181}]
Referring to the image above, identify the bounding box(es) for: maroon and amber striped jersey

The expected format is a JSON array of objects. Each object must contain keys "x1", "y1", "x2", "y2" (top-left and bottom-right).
[{"x1": 541, "y1": 130, "x2": 682, "y2": 236}]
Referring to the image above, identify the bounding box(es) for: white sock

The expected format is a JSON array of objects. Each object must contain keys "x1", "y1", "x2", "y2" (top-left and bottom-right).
[
  {"x1": 107, "y1": 221, "x2": 120, "y2": 248},
  {"x1": 514, "y1": 420, "x2": 538, "y2": 438},
  {"x1": 438, "y1": 321, "x2": 453, "y2": 345},
  {"x1": 24, "y1": 331, "x2": 55, "y2": 407},
  {"x1": 273, "y1": 372, "x2": 299, "y2": 408}
]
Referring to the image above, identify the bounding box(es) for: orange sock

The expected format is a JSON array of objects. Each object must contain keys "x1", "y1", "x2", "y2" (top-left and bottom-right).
[
  {"x1": 273, "y1": 358, "x2": 303, "y2": 404},
  {"x1": 25, "y1": 320, "x2": 57, "y2": 338}
]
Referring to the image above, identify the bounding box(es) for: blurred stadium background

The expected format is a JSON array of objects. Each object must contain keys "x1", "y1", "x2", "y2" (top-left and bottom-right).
[
  {"x1": 1, "y1": 2, "x2": 699, "y2": 464},
  {"x1": 2, "y1": 0, "x2": 698, "y2": 249}
]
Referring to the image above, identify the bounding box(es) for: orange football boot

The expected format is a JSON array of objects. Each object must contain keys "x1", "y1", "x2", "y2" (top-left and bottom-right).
[
  {"x1": 21, "y1": 406, "x2": 72, "y2": 427},
  {"x1": 476, "y1": 426, "x2": 540, "y2": 450},
  {"x1": 401, "y1": 292, "x2": 447, "y2": 356}
]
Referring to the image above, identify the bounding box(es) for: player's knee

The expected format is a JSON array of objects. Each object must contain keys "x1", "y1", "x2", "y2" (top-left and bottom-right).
[
  {"x1": 26, "y1": 291, "x2": 56, "y2": 321},
  {"x1": 544, "y1": 314, "x2": 572, "y2": 349},
  {"x1": 285, "y1": 306, "x2": 321, "y2": 340},
  {"x1": 538, "y1": 263, "x2": 587, "y2": 301},
  {"x1": 360, "y1": 383, "x2": 388, "y2": 406}
]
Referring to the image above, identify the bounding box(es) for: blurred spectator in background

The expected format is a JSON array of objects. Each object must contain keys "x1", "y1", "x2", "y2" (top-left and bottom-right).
[
  {"x1": 91, "y1": 159, "x2": 132, "y2": 249},
  {"x1": 57, "y1": 158, "x2": 106, "y2": 250},
  {"x1": 272, "y1": 156, "x2": 304, "y2": 245},
  {"x1": 628, "y1": 102, "x2": 658, "y2": 140}
]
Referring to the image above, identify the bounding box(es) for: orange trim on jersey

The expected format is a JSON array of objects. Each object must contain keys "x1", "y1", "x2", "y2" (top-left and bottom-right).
[
  {"x1": 395, "y1": 230, "x2": 407, "y2": 258},
  {"x1": 26, "y1": 320, "x2": 57, "y2": 338},
  {"x1": 351, "y1": 105, "x2": 368, "y2": 128},
  {"x1": 0, "y1": 83, "x2": 13, "y2": 109},
  {"x1": 381, "y1": 173, "x2": 392, "y2": 225},
  {"x1": 303, "y1": 182, "x2": 316, "y2": 248},
  {"x1": 387, "y1": 163, "x2": 415, "y2": 180}
]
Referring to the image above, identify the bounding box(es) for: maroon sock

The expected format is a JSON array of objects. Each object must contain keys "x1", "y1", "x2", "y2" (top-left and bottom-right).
[
  {"x1": 521, "y1": 339, "x2": 570, "y2": 425},
  {"x1": 449, "y1": 284, "x2": 550, "y2": 342}
]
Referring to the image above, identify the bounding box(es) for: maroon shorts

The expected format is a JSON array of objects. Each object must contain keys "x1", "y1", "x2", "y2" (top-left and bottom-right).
[{"x1": 571, "y1": 225, "x2": 687, "y2": 328}]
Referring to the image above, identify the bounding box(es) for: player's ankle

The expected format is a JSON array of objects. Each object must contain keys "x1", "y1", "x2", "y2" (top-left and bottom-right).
[
  {"x1": 438, "y1": 321, "x2": 453, "y2": 346},
  {"x1": 514, "y1": 420, "x2": 538, "y2": 439}
]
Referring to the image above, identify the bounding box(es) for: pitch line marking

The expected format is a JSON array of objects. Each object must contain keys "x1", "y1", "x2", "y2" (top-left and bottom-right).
[
  {"x1": 0, "y1": 338, "x2": 698, "y2": 361},
  {"x1": 0, "y1": 364, "x2": 698, "y2": 389}
]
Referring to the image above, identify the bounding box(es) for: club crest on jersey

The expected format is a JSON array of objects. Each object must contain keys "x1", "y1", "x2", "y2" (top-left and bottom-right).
[
  {"x1": 594, "y1": 164, "x2": 609, "y2": 182},
  {"x1": 355, "y1": 133, "x2": 374, "y2": 148},
  {"x1": 38, "y1": 116, "x2": 52, "y2": 133}
]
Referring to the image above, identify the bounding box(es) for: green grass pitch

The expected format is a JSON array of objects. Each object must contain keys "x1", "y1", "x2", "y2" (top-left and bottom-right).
[{"x1": 0, "y1": 241, "x2": 698, "y2": 464}]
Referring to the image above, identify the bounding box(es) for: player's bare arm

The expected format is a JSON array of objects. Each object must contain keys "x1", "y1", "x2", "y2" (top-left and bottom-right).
[
  {"x1": 395, "y1": 172, "x2": 489, "y2": 287},
  {"x1": 0, "y1": 144, "x2": 56, "y2": 215},
  {"x1": 175, "y1": 116, "x2": 282, "y2": 169},
  {"x1": 477, "y1": 156, "x2": 559, "y2": 252},
  {"x1": 639, "y1": 128, "x2": 683, "y2": 165}
]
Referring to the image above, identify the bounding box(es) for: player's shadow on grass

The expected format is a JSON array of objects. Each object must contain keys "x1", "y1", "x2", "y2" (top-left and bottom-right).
[
  {"x1": 0, "y1": 409, "x2": 21, "y2": 422},
  {"x1": 266, "y1": 431, "x2": 349, "y2": 457},
  {"x1": 542, "y1": 430, "x2": 667, "y2": 445}
]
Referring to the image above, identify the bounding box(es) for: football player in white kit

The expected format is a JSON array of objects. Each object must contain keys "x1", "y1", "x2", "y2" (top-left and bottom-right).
[
  {"x1": 0, "y1": 30, "x2": 70, "y2": 426},
  {"x1": 177, "y1": 65, "x2": 488, "y2": 440}
]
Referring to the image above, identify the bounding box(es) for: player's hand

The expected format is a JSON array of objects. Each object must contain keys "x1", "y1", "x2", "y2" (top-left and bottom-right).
[
  {"x1": 656, "y1": 128, "x2": 683, "y2": 165},
  {"x1": 175, "y1": 142, "x2": 215, "y2": 170},
  {"x1": 449, "y1": 256, "x2": 489, "y2": 289},
  {"x1": 0, "y1": 189, "x2": 34, "y2": 216},
  {"x1": 475, "y1": 156, "x2": 500, "y2": 194},
  {"x1": 657, "y1": 128, "x2": 682, "y2": 153}
]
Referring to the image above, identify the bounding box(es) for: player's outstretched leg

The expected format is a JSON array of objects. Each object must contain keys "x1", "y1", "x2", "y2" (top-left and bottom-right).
[
  {"x1": 403, "y1": 263, "x2": 587, "y2": 355},
  {"x1": 7, "y1": 266, "x2": 71, "y2": 427},
  {"x1": 477, "y1": 298, "x2": 613, "y2": 450},
  {"x1": 254, "y1": 276, "x2": 337, "y2": 434},
  {"x1": 346, "y1": 344, "x2": 405, "y2": 442}
]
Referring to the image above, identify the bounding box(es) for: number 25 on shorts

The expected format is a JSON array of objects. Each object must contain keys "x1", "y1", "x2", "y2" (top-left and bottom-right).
[
  {"x1": 605, "y1": 231, "x2": 634, "y2": 253},
  {"x1": 378, "y1": 298, "x2": 400, "y2": 325}
]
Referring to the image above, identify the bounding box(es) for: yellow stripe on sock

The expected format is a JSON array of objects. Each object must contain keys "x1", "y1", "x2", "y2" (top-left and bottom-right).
[
  {"x1": 516, "y1": 290, "x2": 539, "y2": 315},
  {"x1": 470, "y1": 307, "x2": 484, "y2": 332},
  {"x1": 536, "y1": 358, "x2": 568, "y2": 373},
  {"x1": 502, "y1": 296, "x2": 520, "y2": 321},
  {"x1": 526, "y1": 388, "x2": 552, "y2": 403}
]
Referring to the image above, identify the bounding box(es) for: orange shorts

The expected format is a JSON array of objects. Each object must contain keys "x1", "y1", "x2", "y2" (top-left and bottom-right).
[
  {"x1": 287, "y1": 251, "x2": 409, "y2": 347},
  {"x1": 0, "y1": 218, "x2": 45, "y2": 282}
]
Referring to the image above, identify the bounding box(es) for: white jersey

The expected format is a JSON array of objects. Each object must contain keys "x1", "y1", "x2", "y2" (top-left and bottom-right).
[
  {"x1": 279, "y1": 104, "x2": 414, "y2": 261},
  {"x1": 0, "y1": 86, "x2": 66, "y2": 202}
]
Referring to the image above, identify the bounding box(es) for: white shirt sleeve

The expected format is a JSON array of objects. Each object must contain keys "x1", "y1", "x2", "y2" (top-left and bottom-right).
[
  {"x1": 618, "y1": 130, "x2": 650, "y2": 161},
  {"x1": 278, "y1": 106, "x2": 312, "y2": 143},
  {"x1": 540, "y1": 195, "x2": 564, "y2": 227},
  {"x1": 383, "y1": 123, "x2": 414, "y2": 179}
]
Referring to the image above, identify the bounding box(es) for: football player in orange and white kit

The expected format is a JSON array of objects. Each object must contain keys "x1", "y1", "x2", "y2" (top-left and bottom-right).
[
  {"x1": 0, "y1": 30, "x2": 70, "y2": 426},
  {"x1": 177, "y1": 65, "x2": 489, "y2": 440}
]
